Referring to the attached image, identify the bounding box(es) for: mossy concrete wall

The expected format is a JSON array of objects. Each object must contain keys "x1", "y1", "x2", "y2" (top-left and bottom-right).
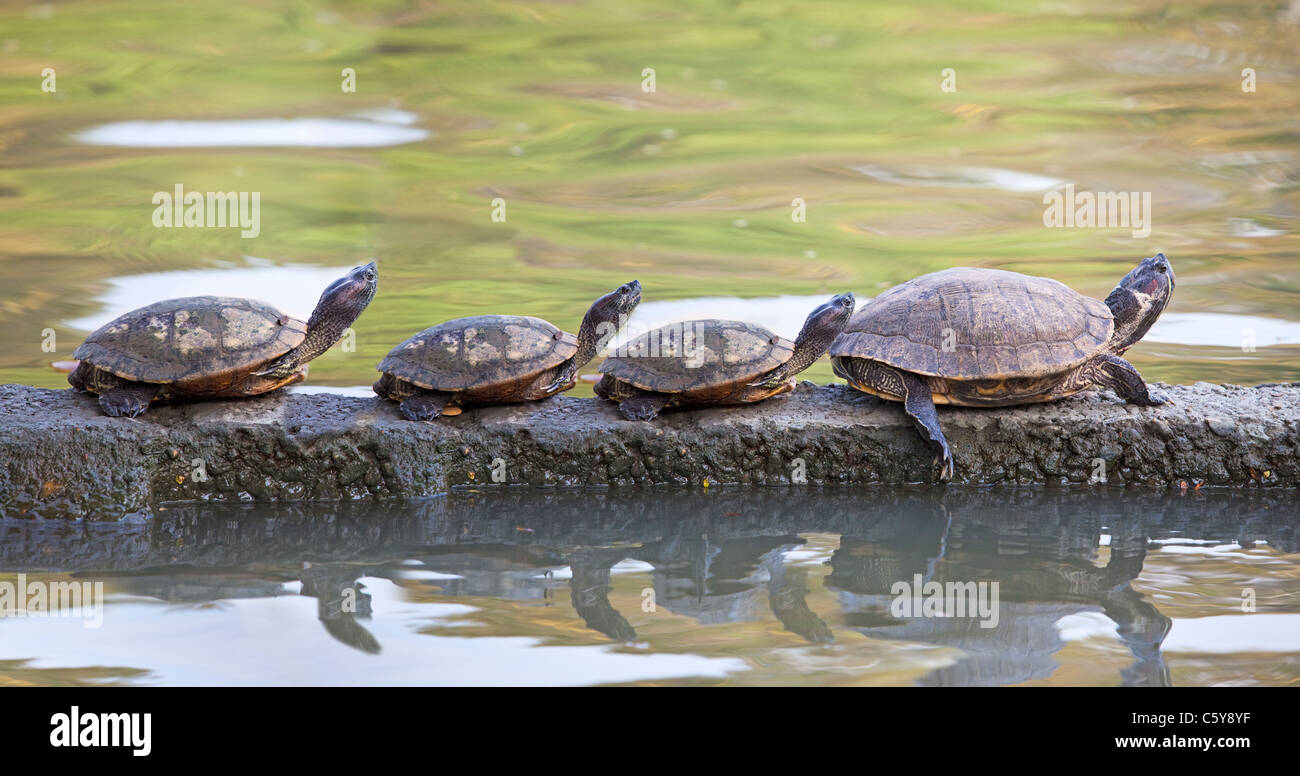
[{"x1": 1, "y1": 382, "x2": 1296, "y2": 518}]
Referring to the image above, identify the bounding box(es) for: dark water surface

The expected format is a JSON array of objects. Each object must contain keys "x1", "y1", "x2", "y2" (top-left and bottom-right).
[{"x1": 1, "y1": 488, "x2": 1296, "y2": 686}]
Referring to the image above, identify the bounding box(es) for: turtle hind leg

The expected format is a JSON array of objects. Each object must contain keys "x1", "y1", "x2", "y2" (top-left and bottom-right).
[
  {"x1": 897, "y1": 369, "x2": 954, "y2": 482},
  {"x1": 1089, "y1": 354, "x2": 1170, "y2": 406},
  {"x1": 398, "y1": 390, "x2": 453, "y2": 421},
  {"x1": 67, "y1": 361, "x2": 94, "y2": 391},
  {"x1": 618, "y1": 390, "x2": 670, "y2": 421},
  {"x1": 98, "y1": 380, "x2": 160, "y2": 418},
  {"x1": 840, "y1": 358, "x2": 953, "y2": 482}
]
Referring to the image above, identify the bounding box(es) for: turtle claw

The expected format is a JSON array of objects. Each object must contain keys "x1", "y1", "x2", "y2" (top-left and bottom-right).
[
  {"x1": 399, "y1": 401, "x2": 442, "y2": 421},
  {"x1": 1148, "y1": 387, "x2": 1173, "y2": 405},
  {"x1": 543, "y1": 372, "x2": 574, "y2": 395},
  {"x1": 620, "y1": 404, "x2": 658, "y2": 422},
  {"x1": 928, "y1": 436, "x2": 955, "y2": 482},
  {"x1": 398, "y1": 392, "x2": 451, "y2": 421},
  {"x1": 253, "y1": 359, "x2": 291, "y2": 379},
  {"x1": 99, "y1": 391, "x2": 150, "y2": 418},
  {"x1": 936, "y1": 450, "x2": 955, "y2": 482},
  {"x1": 748, "y1": 370, "x2": 786, "y2": 390},
  {"x1": 618, "y1": 394, "x2": 667, "y2": 421},
  {"x1": 399, "y1": 405, "x2": 439, "y2": 421}
]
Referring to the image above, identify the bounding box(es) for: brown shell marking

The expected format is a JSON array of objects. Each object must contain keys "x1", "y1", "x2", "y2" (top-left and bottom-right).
[
  {"x1": 598, "y1": 319, "x2": 794, "y2": 393},
  {"x1": 830, "y1": 268, "x2": 1113, "y2": 380},
  {"x1": 376, "y1": 315, "x2": 578, "y2": 392},
  {"x1": 72, "y1": 296, "x2": 306, "y2": 390}
]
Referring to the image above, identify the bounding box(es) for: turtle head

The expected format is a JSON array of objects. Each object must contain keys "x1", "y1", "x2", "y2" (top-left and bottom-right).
[
  {"x1": 257, "y1": 261, "x2": 378, "y2": 377},
  {"x1": 784, "y1": 292, "x2": 856, "y2": 375},
  {"x1": 317, "y1": 261, "x2": 379, "y2": 323},
  {"x1": 1104, "y1": 253, "x2": 1173, "y2": 353},
  {"x1": 574, "y1": 280, "x2": 642, "y2": 367},
  {"x1": 593, "y1": 279, "x2": 643, "y2": 322},
  {"x1": 795, "y1": 292, "x2": 855, "y2": 352}
]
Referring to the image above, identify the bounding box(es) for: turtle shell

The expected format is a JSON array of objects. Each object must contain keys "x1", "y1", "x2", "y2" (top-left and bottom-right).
[
  {"x1": 377, "y1": 314, "x2": 578, "y2": 392},
  {"x1": 73, "y1": 296, "x2": 306, "y2": 389},
  {"x1": 598, "y1": 319, "x2": 794, "y2": 392},
  {"x1": 830, "y1": 267, "x2": 1113, "y2": 380}
]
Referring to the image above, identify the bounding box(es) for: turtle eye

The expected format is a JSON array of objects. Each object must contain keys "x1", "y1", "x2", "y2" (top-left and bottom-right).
[{"x1": 1156, "y1": 263, "x2": 1166, "y2": 273}]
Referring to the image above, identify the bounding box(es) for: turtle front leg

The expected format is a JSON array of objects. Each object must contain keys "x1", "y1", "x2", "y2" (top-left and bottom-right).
[
  {"x1": 98, "y1": 380, "x2": 160, "y2": 418},
  {"x1": 398, "y1": 390, "x2": 454, "y2": 421},
  {"x1": 618, "y1": 390, "x2": 671, "y2": 421},
  {"x1": 252, "y1": 352, "x2": 300, "y2": 380},
  {"x1": 748, "y1": 364, "x2": 789, "y2": 390},
  {"x1": 1088, "y1": 354, "x2": 1171, "y2": 406},
  {"x1": 539, "y1": 360, "x2": 577, "y2": 395}
]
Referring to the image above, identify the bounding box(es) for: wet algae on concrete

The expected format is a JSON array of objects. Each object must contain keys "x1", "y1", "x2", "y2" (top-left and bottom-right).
[{"x1": 0, "y1": 382, "x2": 1297, "y2": 518}]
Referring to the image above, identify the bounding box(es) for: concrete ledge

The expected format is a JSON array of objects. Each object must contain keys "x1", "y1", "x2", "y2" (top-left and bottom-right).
[{"x1": 1, "y1": 382, "x2": 1297, "y2": 518}]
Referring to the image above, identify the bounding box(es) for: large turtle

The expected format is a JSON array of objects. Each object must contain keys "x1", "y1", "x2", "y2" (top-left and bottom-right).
[
  {"x1": 830, "y1": 253, "x2": 1175, "y2": 481},
  {"x1": 69, "y1": 262, "x2": 378, "y2": 417},
  {"x1": 595, "y1": 293, "x2": 855, "y2": 420},
  {"x1": 374, "y1": 280, "x2": 642, "y2": 420}
]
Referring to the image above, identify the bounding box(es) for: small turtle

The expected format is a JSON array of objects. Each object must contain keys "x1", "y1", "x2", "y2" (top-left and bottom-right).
[
  {"x1": 830, "y1": 253, "x2": 1175, "y2": 481},
  {"x1": 69, "y1": 262, "x2": 378, "y2": 417},
  {"x1": 595, "y1": 293, "x2": 856, "y2": 420},
  {"x1": 374, "y1": 281, "x2": 642, "y2": 420}
]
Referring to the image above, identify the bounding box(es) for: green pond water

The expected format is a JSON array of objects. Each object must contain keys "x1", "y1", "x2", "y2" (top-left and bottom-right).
[
  {"x1": 0, "y1": 489, "x2": 1297, "y2": 686},
  {"x1": 1, "y1": 0, "x2": 1299, "y2": 392},
  {"x1": 1, "y1": 1, "x2": 1298, "y2": 685}
]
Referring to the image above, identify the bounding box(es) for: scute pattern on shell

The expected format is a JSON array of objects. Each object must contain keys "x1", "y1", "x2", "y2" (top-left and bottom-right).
[
  {"x1": 376, "y1": 314, "x2": 578, "y2": 391},
  {"x1": 830, "y1": 268, "x2": 1114, "y2": 380},
  {"x1": 73, "y1": 296, "x2": 306, "y2": 383},
  {"x1": 598, "y1": 319, "x2": 794, "y2": 392}
]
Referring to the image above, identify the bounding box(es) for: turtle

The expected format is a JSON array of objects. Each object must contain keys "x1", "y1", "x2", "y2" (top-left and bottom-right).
[
  {"x1": 594, "y1": 293, "x2": 856, "y2": 420},
  {"x1": 829, "y1": 253, "x2": 1176, "y2": 481},
  {"x1": 374, "y1": 280, "x2": 642, "y2": 420},
  {"x1": 69, "y1": 262, "x2": 378, "y2": 417}
]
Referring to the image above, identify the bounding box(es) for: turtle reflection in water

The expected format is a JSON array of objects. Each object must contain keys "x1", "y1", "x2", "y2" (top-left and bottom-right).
[
  {"x1": 69, "y1": 262, "x2": 378, "y2": 417},
  {"x1": 831, "y1": 254, "x2": 1175, "y2": 480}
]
